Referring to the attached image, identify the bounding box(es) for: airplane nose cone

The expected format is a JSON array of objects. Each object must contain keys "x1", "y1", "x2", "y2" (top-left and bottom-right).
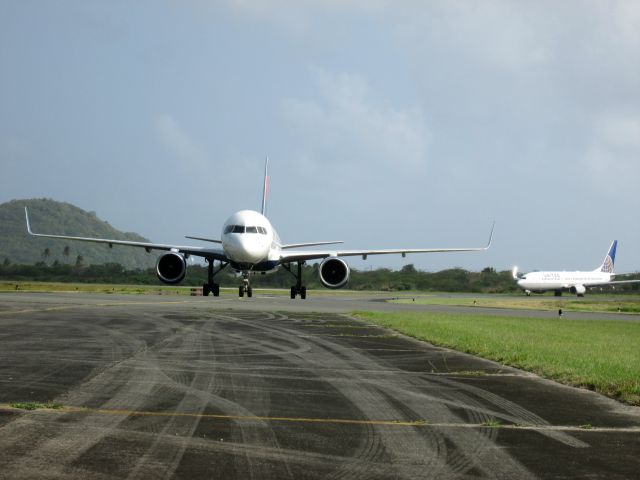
[{"x1": 225, "y1": 235, "x2": 267, "y2": 264}]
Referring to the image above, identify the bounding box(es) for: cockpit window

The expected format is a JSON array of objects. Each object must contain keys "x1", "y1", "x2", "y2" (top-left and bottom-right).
[{"x1": 225, "y1": 224, "x2": 268, "y2": 234}]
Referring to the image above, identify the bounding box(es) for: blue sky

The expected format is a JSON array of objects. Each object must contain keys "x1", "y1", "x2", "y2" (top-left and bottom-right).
[{"x1": 2, "y1": 1, "x2": 639, "y2": 272}]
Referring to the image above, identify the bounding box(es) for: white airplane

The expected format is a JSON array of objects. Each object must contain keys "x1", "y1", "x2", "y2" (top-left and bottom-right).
[
  {"x1": 25, "y1": 160, "x2": 493, "y2": 299},
  {"x1": 513, "y1": 240, "x2": 640, "y2": 297}
]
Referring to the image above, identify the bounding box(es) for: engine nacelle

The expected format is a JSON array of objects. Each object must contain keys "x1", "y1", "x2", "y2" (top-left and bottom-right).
[
  {"x1": 319, "y1": 257, "x2": 350, "y2": 289},
  {"x1": 570, "y1": 284, "x2": 586, "y2": 296},
  {"x1": 156, "y1": 252, "x2": 187, "y2": 284}
]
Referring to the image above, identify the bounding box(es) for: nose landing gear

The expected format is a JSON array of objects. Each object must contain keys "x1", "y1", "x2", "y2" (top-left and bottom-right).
[{"x1": 239, "y1": 271, "x2": 253, "y2": 298}]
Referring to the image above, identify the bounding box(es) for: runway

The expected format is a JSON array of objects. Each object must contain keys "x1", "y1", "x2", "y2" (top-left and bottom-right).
[{"x1": 0, "y1": 292, "x2": 639, "y2": 479}]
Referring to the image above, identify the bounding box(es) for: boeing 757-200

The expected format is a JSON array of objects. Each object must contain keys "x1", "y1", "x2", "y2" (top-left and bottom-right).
[
  {"x1": 25, "y1": 160, "x2": 493, "y2": 299},
  {"x1": 513, "y1": 240, "x2": 640, "y2": 297}
]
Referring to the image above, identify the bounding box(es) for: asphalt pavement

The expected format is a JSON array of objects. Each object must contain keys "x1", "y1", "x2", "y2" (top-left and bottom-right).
[{"x1": 0, "y1": 291, "x2": 639, "y2": 479}]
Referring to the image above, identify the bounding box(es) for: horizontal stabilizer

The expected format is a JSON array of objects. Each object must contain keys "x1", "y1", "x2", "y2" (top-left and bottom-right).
[
  {"x1": 281, "y1": 241, "x2": 344, "y2": 249},
  {"x1": 512, "y1": 266, "x2": 521, "y2": 280},
  {"x1": 185, "y1": 235, "x2": 222, "y2": 244}
]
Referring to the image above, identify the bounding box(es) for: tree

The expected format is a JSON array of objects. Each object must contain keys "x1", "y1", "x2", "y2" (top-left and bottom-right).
[
  {"x1": 401, "y1": 264, "x2": 417, "y2": 274},
  {"x1": 75, "y1": 255, "x2": 84, "y2": 267},
  {"x1": 63, "y1": 245, "x2": 71, "y2": 262},
  {"x1": 41, "y1": 248, "x2": 51, "y2": 264}
]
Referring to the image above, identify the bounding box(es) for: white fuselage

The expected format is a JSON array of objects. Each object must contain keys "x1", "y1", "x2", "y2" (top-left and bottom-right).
[
  {"x1": 517, "y1": 270, "x2": 613, "y2": 293},
  {"x1": 220, "y1": 210, "x2": 281, "y2": 270}
]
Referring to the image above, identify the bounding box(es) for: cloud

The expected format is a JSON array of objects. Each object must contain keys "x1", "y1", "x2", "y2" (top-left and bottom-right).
[
  {"x1": 609, "y1": 1, "x2": 640, "y2": 47},
  {"x1": 154, "y1": 114, "x2": 206, "y2": 168},
  {"x1": 281, "y1": 67, "x2": 430, "y2": 175},
  {"x1": 225, "y1": 0, "x2": 388, "y2": 35},
  {"x1": 585, "y1": 114, "x2": 640, "y2": 192}
]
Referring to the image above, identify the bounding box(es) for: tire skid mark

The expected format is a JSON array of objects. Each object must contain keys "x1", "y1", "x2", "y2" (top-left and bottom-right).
[
  {"x1": 124, "y1": 311, "x2": 295, "y2": 479},
  {"x1": 372, "y1": 375, "x2": 523, "y2": 478},
  {"x1": 127, "y1": 318, "x2": 219, "y2": 479},
  {"x1": 411, "y1": 374, "x2": 589, "y2": 449},
  {"x1": 216, "y1": 311, "x2": 296, "y2": 478},
  {"x1": 211, "y1": 311, "x2": 384, "y2": 480},
  {"x1": 0, "y1": 343, "x2": 163, "y2": 477},
  {"x1": 298, "y1": 329, "x2": 462, "y2": 479},
  {"x1": 220, "y1": 312, "x2": 445, "y2": 480},
  {"x1": 248, "y1": 312, "x2": 539, "y2": 480},
  {"x1": 0, "y1": 303, "x2": 602, "y2": 479},
  {"x1": 224, "y1": 323, "x2": 295, "y2": 479},
  {"x1": 0, "y1": 310, "x2": 183, "y2": 478}
]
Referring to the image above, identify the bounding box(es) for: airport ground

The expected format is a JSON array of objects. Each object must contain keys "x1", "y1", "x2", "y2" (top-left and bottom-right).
[{"x1": 0, "y1": 291, "x2": 639, "y2": 479}]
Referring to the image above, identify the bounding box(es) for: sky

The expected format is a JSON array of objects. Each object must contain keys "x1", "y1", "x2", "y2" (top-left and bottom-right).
[{"x1": 1, "y1": 1, "x2": 639, "y2": 273}]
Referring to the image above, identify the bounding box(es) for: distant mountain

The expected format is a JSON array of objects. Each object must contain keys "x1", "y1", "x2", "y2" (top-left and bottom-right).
[{"x1": 0, "y1": 199, "x2": 156, "y2": 268}]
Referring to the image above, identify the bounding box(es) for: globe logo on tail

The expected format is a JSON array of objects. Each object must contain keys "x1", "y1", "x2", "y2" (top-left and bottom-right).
[
  {"x1": 601, "y1": 255, "x2": 614, "y2": 273},
  {"x1": 600, "y1": 240, "x2": 617, "y2": 273}
]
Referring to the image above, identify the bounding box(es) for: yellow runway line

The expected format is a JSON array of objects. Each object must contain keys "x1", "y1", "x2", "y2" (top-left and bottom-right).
[
  {"x1": 2, "y1": 404, "x2": 427, "y2": 428},
  {"x1": 4, "y1": 404, "x2": 640, "y2": 433}
]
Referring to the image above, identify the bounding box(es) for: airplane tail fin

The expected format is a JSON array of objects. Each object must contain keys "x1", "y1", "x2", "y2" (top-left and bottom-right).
[
  {"x1": 261, "y1": 156, "x2": 269, "y2": 216},
  {"x1": 598, "y1": 240, "x2": 617, "y2": 273}
]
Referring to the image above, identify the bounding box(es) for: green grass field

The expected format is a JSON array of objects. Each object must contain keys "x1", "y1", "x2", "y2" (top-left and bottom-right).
[
  {"x1": 0, "y1": 281, "x2": 196, "y2": 295},
  {"x1": 391, "y1": 295, "x2": 640, "y2": 314},
  {"x1": 355, "y1": 311, "x2": 640, "y2": 405}
]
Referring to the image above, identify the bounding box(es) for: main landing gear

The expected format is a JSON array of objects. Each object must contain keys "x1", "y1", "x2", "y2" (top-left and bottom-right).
[
  {"x1": 202, "y1": 259, "x2": 227, "y2": 297},
  {"x1": 284, "y1": 261, "x2": 307, "y2": 299},
  {"x1": 238, "y1": 271, "x2": 253, "y2": 298}
]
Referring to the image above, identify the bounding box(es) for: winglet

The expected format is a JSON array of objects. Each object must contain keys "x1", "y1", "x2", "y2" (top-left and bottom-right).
[
  {"x1": 261, "y1": 156, "x2": 269, "y2": 216},
  {"x1": 24, "y1": 207, "x2": 34, "y2": 235},
  {"x1": 484, "y1": 220, "x2": 495, "y2": 250}
]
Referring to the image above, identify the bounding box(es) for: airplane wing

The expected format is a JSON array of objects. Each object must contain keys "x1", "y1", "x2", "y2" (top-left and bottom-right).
[
  {"x1": 25, "y1": 208, "x2": 228, "y2": 262},
  {"x1": 279, "y1": 222, "x2": 494, "y2": 263},
  {"x1": 595, "y1": 279, "x2": 640, "y2": 286}
]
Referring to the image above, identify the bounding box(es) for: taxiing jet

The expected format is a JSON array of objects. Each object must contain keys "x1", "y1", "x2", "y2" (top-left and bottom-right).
[
  {"x1": 513, "y1": 240, "x2": 640, "y2": 297},
  {"x1": 25, "y1": 160, "x2": 493, "y2": 299}
]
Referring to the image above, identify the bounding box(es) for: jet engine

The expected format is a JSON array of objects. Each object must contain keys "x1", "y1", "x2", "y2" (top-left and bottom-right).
[
  {"x1": 570, "y1": 284, "x2": 586, "y2": 296},
  {"x1": 156, "y1": 252, "x2": 187, "y2": 284},
  {"x1": 319, "y1": 257, "x2": 350, "y2": 289}
]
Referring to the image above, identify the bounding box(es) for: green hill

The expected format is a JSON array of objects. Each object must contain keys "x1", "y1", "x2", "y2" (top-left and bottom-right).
[{"x1": 0, "y1": 199, "x2": 155, "y2": 268}]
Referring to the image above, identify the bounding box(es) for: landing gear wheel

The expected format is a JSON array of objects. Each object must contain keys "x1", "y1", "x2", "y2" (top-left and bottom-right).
[
  {"x1": 203, "y1": 283, "x2": 210, "y2": 297},
  {"x1": 290, "y1": 286, "x2": 297, "y2": 299},
  {"x1": 239, "y1": 286, "x2": 245, "y2": 298},
  {"x1": 300, "y1": 286, "x2": 307, "y2": 300},
  {"x1": 213, "y1": 284, "x2": 220, "y2": 297},
  {"x1": 247, "y1": 286, "x2": 253, "y2": 298}
]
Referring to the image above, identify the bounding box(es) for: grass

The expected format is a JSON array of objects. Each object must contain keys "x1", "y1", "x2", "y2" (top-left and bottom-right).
[
  {"x1": 354, "y1": 311, "x2": 640, "y2": 405},
  {"x1": 390, "y1": 295, "x2": 640, "y2": 314},
  {"x1": 0, "y1": 281, "x2": 194, "y2": 295},
  {"x1": 481, "y1": 419, "x2": 503, "y2": 428}
]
